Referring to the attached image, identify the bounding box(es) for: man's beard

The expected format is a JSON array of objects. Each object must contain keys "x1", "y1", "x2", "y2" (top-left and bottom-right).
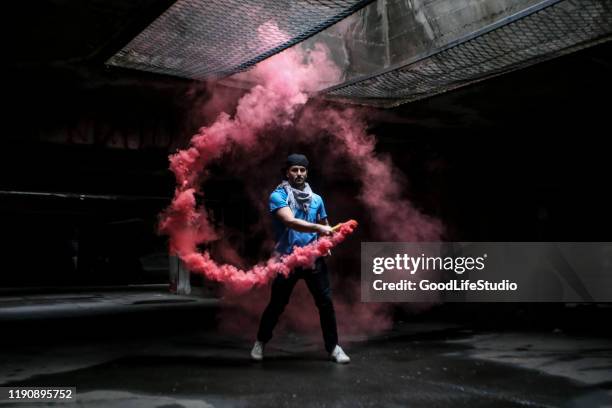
[{"x1": 291, "y1": 178, "x2": 305, "y2": 189}]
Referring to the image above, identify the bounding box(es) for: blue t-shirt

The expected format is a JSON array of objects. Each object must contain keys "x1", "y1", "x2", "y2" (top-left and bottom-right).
[{"x1": 269, "y1": 186, "x2": 327, "y2": 254}]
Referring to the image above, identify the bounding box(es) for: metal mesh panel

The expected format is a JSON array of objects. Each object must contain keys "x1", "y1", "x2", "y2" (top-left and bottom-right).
[
  {"x1": 324, "y1": 0, "x2": 612, "y2": 107},
  {"x1": 107, "y1": 0, "x2": 373, "y2": 79}
]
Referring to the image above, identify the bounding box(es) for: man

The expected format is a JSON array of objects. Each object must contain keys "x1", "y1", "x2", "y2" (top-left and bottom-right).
[{"x1": 250, "y1": 153, "x2": 350, "y2": 364}]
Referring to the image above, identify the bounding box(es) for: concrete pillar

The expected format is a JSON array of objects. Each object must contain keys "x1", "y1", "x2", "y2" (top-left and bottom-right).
[{"x1": 169, "y1": 255, "x2": 191, "y2": 295}]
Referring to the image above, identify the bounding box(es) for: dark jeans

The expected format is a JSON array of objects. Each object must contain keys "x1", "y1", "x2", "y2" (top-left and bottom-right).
[{"x1": 257, "y1": 257, "x2": 338, "y2": 353}]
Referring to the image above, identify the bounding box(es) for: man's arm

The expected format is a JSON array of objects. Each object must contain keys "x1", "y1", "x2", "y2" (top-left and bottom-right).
[{"x1": 275, "y1": 207, "x2": 333, "y2": 235}]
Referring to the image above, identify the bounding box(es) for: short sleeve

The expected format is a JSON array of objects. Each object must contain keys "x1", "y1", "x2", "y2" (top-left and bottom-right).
[
  {"x1": 318, "y1": 197, "x2": 328, "y2": 220},
  {"x1": 269, "y1": 190, "x2": 288, "y2": 213}
]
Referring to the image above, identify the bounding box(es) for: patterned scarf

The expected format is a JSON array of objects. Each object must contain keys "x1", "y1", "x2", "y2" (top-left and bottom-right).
[{"x1": 279, "y1": 180, "x2": 313, "y2": 214}]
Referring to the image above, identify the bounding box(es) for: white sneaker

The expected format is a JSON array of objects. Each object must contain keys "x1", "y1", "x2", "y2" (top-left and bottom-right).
[
  {"x1": 250, "y1": 341, "x2": 264, "y2": 361},
  {"x1": 330, "y1": 345, "x2": 350, "y2": 364}
]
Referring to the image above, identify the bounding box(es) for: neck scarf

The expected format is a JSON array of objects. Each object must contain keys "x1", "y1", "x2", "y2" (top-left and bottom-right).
[{"x1": 279, "y1": 180, "x2": 313, "y2": 214}]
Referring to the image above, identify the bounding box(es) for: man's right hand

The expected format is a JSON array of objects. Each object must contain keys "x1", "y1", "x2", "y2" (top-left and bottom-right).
[{"x1": 316, "y1": 224, "x2": 333, "y2": 236}]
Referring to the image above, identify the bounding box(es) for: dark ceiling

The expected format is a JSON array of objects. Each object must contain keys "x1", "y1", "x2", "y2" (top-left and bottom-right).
[
  {"x1": 8, "y1": 1, "x2": 174, "y2": 66},
  {"x1": 5, "y1": 0, "x2": 612, "y2": 131}
]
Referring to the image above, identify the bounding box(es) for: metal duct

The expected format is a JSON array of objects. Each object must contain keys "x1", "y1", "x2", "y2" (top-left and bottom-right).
[
  {"x1": 322, "y1": 0, "x2": 612, "y2": 107},
  {"x1": 106, "y1": 0, "x2": 374, "y2": 79}
]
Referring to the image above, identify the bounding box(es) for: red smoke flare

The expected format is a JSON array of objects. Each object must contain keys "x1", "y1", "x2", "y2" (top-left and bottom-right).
[
  {"x1": 158, "y1": 40, "x2": 361, "y2": 292},
  {"x1": 163, "y1": 214, "x2": 357, "y2": 293},
  {"x1": 160, "y1": 30, "x2": 442, "y2": 342}
]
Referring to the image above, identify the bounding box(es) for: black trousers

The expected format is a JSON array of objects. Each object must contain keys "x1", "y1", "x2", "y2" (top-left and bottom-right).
[{"x1": 256, "y1": 257, "x2": 338, "y2": 353}]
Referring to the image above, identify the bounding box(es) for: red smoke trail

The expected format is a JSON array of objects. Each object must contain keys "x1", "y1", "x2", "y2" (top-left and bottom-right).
[
  {"x1": 159, "y1": 43, "x2": 358, "y2": 293},
  {"x1": 164, "y1": 216, "x2": 356, "y2": 293},
  {"x1": 160, "y1": 31, "x2": 443, "y2": 341}
]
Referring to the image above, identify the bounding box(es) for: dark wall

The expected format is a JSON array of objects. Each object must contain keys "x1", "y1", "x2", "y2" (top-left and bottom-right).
[
  {"x1": 373, "y1": 41, "x2": 612, "y2": 242},
  {"x1": 2, "y1": 66, "x2": 187, "y2": 287}
]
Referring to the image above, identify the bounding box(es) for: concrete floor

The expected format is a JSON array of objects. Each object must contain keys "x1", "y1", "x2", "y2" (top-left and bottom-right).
[{"x1": 0, "y1": 291, "x2": 611, "y2": 407}]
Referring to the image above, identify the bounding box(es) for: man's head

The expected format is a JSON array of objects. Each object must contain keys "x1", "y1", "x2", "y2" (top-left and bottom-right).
[{"x1": 285, "y1": 153, "x2": 309, "y2": 189}]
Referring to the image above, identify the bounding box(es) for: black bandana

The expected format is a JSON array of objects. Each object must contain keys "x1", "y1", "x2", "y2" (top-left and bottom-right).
[{"x1": 285, "y1": 153, "x2": 309, "y2": 169}]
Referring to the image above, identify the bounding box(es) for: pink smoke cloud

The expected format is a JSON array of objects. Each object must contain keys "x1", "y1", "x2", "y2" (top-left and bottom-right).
[
  {"x1": 158, "y1": 40, "x2": 360, "y2": 294},
  {"x1": 296, "y1": 105, "x2": 443, "y2": 241},
  {"x1": 160, "y1": 31, "x2": 443, "y2": 341}
]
